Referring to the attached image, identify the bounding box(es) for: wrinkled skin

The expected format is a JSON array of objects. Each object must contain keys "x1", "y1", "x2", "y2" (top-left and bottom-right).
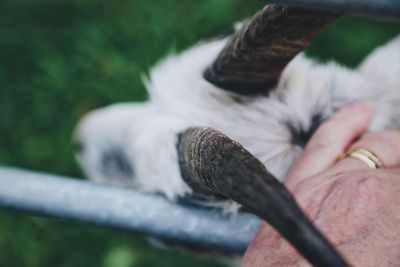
[{"x1": 241, "y1": 102, "x2": 400, "y2": 267}]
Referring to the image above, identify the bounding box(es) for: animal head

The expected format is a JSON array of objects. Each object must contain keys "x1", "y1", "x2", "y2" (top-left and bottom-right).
[{"x1": 74, "y1": 4, "x2": 399, "y2": 202}]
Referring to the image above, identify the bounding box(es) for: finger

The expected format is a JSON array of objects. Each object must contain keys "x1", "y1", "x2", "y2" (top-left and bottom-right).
[
  {"x1": 336, "y1": 130, "x2": 400, "y2": 171},
  {"x1": 286, "y1": 101, "x2": 374, "y2": 189}
]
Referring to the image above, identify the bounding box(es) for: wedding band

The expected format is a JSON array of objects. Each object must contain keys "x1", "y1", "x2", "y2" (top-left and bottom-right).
[{"x1": 344, "y1": 147, "x2": 383, "y2": 169}]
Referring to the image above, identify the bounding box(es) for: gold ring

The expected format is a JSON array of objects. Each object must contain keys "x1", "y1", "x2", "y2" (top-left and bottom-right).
[{"x1": 344, "y1": 147, "x2": 383, "y2": 169}]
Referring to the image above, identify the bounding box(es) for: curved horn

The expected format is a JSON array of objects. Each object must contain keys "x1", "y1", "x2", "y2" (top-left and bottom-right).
[
  {"x1": 204, "y1": 5, "x2": 340, "y2": 95},
  {"x1": 178, "y1": 127, "x2": 349, "y2": 267}
]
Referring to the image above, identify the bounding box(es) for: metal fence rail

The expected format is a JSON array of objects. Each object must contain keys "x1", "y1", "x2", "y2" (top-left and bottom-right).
[
  {"x1": 0, "y1": 167, "x2": 260, "y2": 255},
  {"x1": 272, "y1": 0, "x2": 400, "y2": 20}
]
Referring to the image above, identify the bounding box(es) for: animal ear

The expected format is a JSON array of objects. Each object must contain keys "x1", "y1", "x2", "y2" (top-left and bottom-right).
[
  {"x1": 177, "y1": 127, "x2": 349, "y2": 267},
  {"x1": 204, "y1": 4, "x2": 340, "y2": 96}
]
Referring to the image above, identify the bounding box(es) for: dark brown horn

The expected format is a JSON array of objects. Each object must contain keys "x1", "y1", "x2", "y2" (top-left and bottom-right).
[
  {"x1": 178, "y1": 127, "x2": 349, "y2": 267},
  {"x1": 204, "y1": 4, "x2": 340, "y2": 96}
]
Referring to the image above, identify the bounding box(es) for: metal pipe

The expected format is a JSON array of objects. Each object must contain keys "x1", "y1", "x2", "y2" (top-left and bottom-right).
[
  {"x1": 271, "y1": 0, "x2": 400, "y2": 20},
  {"x1": 0, "y1": 167, "x2": 260, "y2": 254}
]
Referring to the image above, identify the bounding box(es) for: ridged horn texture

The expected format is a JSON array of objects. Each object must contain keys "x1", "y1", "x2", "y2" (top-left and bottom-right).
[
  {"x1": 178, "y1": 127, "x2": 349, "y2": 267},
  {"x1": 204, "y1": 4, "x2": 340, "y2": 96}
]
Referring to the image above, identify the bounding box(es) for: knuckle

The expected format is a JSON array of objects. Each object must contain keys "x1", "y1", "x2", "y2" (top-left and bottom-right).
[{"x1": 349, "y1": 172, "x2": 387, "y2": 205}]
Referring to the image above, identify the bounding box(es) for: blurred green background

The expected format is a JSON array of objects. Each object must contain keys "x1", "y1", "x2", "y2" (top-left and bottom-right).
[{"x1": 0, "y1": 0, "x2": 399, "y2": 266}]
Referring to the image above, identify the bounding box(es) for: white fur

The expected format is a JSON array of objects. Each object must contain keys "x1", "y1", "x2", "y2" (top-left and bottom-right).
[{"x1": 74, "y1": 34, "x2": 400, "y2": 204}]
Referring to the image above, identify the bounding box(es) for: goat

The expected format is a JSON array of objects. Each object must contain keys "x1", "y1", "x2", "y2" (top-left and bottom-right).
[{"x1": 74, "y1": 4, "x2": 400, "y2": 266}]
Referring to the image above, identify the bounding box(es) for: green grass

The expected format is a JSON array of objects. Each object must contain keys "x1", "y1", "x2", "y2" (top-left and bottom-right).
[{"x1": 0, "y1": 0, "x2": 399, "y2": 266}]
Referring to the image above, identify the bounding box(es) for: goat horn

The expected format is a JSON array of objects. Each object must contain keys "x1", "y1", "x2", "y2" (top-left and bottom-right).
[
  {"x1": 177, "y1": 127, "x2": 349, "y2": 267},
  {"x1": 204, "y1": 4, "x2": 340, "y2": 95}
]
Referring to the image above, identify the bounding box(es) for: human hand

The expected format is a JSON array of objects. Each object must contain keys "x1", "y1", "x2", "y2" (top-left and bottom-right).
[{"x1": 241, "y1": 102, "x2": 400, "y2": 267}]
